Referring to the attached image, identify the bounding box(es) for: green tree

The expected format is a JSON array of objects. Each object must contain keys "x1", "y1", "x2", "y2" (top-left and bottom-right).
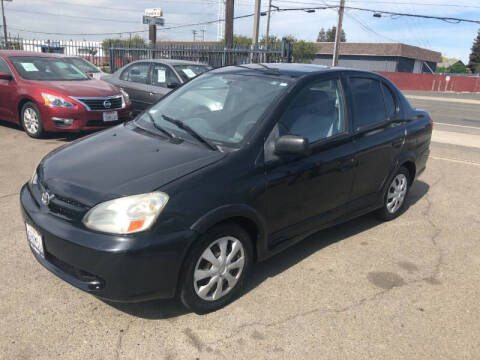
[
  {"x1": 468, "y1": 30, "x2": 480, "y2": 73},
  {"x1": 293, "y1": 40, "x2": 317, "y2": 63},
  {"x1": 317, "y1": 26, "x2": 346, "y2": 42},
  {"x1": 102, "y1": 36, "x2": 146, "y2": 54}
]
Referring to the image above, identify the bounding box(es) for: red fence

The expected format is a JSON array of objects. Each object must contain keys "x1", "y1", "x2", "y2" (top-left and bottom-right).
[{"x1": 378, "y1": 72, "x2": 480, "y2": 93}]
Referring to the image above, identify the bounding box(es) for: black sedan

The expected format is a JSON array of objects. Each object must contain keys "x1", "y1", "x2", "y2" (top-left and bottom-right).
[
  {"x1": 101, "y1": 59, "x2": 211, "y2": 115},
  {"x1": 21, "y1": 63, "x2": 432, "y2": 313}
]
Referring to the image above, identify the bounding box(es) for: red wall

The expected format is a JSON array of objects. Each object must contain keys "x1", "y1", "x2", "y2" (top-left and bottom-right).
[{"x1": 377, "y1": 72, "x2": 480, "y2": 93}]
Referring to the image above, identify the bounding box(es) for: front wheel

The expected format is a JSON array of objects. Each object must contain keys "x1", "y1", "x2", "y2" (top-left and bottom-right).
[
  {"x1": 21, "y1": 102, "x2": 44, "y2": 138},
  {"x1": 376, "y1": 166, "x2": 410, "y2": 221},
  {"x1": 180, "y1": 223, "x2": 253, "y2": 314}
]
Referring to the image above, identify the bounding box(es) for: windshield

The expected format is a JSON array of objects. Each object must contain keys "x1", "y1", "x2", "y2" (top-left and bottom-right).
[
  {"x1": 174, "y1": 64, "x2": 212, "y2": 82},
  {"x1": 10, "y1": 56, "x2": 90, "y2": 81},
  {"x1": 137, "y1": 72, "x2": 291, "y2": 146},
  {"x1": 64, "y1": 57, "x2": 100, "y2": 73}
]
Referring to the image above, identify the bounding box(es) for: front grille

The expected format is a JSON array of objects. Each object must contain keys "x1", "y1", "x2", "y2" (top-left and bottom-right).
[{"x1": 75, "y1": 96, "x2": 122, "y2": 111}]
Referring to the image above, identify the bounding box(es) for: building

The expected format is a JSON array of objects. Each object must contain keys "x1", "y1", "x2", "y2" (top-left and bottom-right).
[{"x1": 314, "y1": 42, "x2": 442, "y2": 73}]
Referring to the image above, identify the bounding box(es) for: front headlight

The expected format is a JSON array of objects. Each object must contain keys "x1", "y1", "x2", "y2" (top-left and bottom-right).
[
  {"x1": 41, "y1": 93, "x2": 74, "y2": 108},
  {"x1": 83, "y1": 192, "x2": 169, "y2": 234},
  {"x1": 119, "y1": 88, "x2": 131, "y2": 107},
  {"x1": 30, "y1": 167, "x2": 38, "y2": 185}
]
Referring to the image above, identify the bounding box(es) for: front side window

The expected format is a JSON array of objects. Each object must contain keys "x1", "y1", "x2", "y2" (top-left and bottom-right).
[
  {"x1": 350, "y1": 77, "x2": 386, "y2": 130},
  {"x1": 277, "y1": 78, "x2": 346, "y2": 143},
  {"x1": 137, "y1": 73, "x2": 291, "y2": 146},
  {"x1": 10, "y1": 56, "x2": 89, "y2": 81},
  {"x1": 120, "y1": 62, "x2": 150, "y2": 84},
  {"x1": 152, "y1": 64, "x2": 181, "y2": 88}
]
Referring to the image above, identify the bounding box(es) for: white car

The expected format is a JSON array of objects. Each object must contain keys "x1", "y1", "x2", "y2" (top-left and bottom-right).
[{"x1": 63, "y1": 56, "x2": 106, "y2": 80}]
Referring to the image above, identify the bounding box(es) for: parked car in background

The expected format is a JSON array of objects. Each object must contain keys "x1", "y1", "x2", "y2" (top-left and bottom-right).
[
  {"x1": 21, "y1": 64, "x2": 432, "y2": 313},
  {"x1": 62, "y1": 56, "x2": 106, "y2": 80},
  {"x1": 0, "y1": 51, "x2": 132, "y2": 138},
  {"x1": 102, "y1": 59, "x2": 211, "y2": 115}
]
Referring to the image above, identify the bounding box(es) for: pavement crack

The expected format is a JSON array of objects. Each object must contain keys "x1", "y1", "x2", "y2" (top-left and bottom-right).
[
  {"x1": 0, "y1": 192, "x2": 19, "y2": 200},
  {"x1": 114, "y1": 321, "x2": 132, "y2": 360}
]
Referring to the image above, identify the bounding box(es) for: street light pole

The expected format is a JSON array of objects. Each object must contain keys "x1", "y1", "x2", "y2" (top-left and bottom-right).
[
  {"x1": 1, "y1": 0, "x2": 8, "y2": 48},
  {"x1": 332, "y1": 0, "x2": 345, "y2": 67},
  {"x1": 225, "y1": 0, "x2": 234, "y2": 48}
]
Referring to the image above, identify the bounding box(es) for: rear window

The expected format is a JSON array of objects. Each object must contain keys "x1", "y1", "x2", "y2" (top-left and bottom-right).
[
  {"x1": 174, "y1": 64, "x2": 212, "y2": 82},
  {"x1": 381, "y1": 83, "x2": 397, "y2": 119},
  {"x1": 350, "y1": 77, "x2": 386, "y2": 130}
]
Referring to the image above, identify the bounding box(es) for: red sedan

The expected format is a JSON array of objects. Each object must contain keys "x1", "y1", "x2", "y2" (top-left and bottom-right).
[{"x1": 0, "y1": 51, "x2": 132, "y2": 138}]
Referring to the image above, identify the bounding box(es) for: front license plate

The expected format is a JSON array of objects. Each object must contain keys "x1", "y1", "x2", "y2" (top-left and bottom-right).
[
  {"x1": 103, "y1": 111, "x2": 118, "y2": 122},
  {"x1": 26, "y1": 223, "x2": 44, "y2": 258}
]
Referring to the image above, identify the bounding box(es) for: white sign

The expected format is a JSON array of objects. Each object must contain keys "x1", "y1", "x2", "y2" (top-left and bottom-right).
[
  {"x1": 182, "y1": 68, "x2": 196, "y2": 79},
  {"x1": 144, "y1": 8, "x2": 163, "y2": 17},
  {"x1": 157, "y1": 69, "x2": 166, "y2": 83}
]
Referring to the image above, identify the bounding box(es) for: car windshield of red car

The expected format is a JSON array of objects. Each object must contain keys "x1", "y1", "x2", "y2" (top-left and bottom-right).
[{"x1": 9, "y1": 56, "x2": 90, "y2": 81}]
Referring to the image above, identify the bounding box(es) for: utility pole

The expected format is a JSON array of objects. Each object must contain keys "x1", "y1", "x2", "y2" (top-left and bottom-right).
[
  {"x1": 252, "y1": 0, "x2": 261, "y2": 47},
  {"x1": 192, "y1": 29, "x2": 197, "y2": 42},
  {"x1": 1, "y1": 0, "x2": 8, "y2": 48},
  {"x1": 224, "y1": 0, "x2": 234, "y2": 48},
  {"x1": 332, "y1": 0, "x2": 345, "y2": 67},
  {"x1": 265, "y1": 0, "x2": 272, "y2": 49},
  {"x1": 200, "y1": 29, "x2": 206, "y2": 42},
  {"x1": 149, "y1": 24, "x2": 156, "y2": 47}
]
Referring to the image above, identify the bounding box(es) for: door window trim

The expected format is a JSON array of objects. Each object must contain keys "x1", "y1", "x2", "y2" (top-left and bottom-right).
[
  {"x1": 380, "y1": 81, "x2": 400, "y2": 120},
  {"x1": 0, "y1": 57, "x2": 15, "y2": 80}
]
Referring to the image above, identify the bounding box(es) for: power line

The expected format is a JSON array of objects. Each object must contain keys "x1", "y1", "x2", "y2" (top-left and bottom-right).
[
  {"x1": 8, "y1": 12, "x2": 258, "y2": 37},
  {"x1": 274, "y1": 0, "x2": 480, "y2": 9}
]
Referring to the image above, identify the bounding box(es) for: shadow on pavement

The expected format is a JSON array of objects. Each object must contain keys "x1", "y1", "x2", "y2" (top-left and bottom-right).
[{"x1": 105, "y1": 180, "x2": 430, "y2": 320}]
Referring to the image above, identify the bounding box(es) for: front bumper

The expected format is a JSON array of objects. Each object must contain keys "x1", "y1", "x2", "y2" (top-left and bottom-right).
[
  {"x1": 20, "y1": 183, "x2": 196, "y2": 302},
  {"x1": 39, "y1": 104, "x2": 133, "y2": 132}
]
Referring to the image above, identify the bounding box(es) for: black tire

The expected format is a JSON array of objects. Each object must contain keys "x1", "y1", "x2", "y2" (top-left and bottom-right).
[
  {"x1": 376, "y1": 166, "x2": 411, "y2": 221},
  {"x1": 180, "y1": 223, "x2": 253, "y2": 314},
  {"x1": 21, "y1": 102, "x2": 45, "y2": 138}
]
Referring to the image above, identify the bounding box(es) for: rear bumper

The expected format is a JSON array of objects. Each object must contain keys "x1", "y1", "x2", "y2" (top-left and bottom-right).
[
  {"x1": 20, "y1": 183, "x2": 196, "y2": 302},
  {"x1": 39, "y1": 104, "x2": 132, "y2": 132}
]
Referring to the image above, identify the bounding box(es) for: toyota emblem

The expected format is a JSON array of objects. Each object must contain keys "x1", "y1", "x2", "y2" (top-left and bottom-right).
[
  {"x1": 103, "y1": 100, "x2": 112, "y2": 109},
  {"x1": 41, "y1": 191, "x2": 55, "y2": 206}
]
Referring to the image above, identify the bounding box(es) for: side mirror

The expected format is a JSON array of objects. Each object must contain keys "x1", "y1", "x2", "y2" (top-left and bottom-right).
[
  {"x1": 274, "y1": 135, "x2": 309, "y2": 156},
  {"x1": 167, "y1": 82, "x2": 180, "y2": 89},
  {"x1": 0, "y1": 72, "x2": 12, "y2": 81}
]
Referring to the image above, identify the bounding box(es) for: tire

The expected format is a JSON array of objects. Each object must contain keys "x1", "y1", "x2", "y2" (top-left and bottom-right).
[
  {"x1": 21, "y1": 102, "x2": 44, "y2": 138},
  {"x1": 376, "y1": 166, "x2": 410, "y2": 221},
  {"x1": 180, "y1": 223, "x2": 253, "y2": 314}
]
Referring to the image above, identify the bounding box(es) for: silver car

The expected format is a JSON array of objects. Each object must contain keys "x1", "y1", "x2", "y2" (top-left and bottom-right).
[{"x1": 101, "y1": 59, "x2": 212, "y2": 115}]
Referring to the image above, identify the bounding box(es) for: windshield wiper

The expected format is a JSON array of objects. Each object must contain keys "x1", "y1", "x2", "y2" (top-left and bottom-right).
[
  {"x1": 161, "y1": 114, "x2": 219, "y2": 151},
  {"x1": 146, "y1": 111, "x2": 176, "y2": 139}
]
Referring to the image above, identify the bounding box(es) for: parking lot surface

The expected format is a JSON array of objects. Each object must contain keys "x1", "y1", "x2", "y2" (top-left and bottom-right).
[{"x1": 1, "y1": 92, "x2": 480, "y2": 359}]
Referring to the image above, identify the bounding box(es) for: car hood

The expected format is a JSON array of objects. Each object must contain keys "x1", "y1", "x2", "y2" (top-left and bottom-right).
[
  {"x1": 38, "y1": 124, "x2": 226, "y2": 207},
  {"x1": 31, "y1": 79, "x2": 120, "y2": 97}
]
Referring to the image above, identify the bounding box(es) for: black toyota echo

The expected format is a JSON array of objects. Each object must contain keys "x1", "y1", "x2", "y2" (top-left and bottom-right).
[{"x1": 20, "y1": 63, "x2": 432, "y2": 313}]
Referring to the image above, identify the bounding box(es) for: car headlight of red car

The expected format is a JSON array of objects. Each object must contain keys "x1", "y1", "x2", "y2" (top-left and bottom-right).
[
  {"x1": 41, "y1": 93, "x2": 74, "y2": 108},
  {"x1": 120, "y1": 88, "x2": 131, "y2": 107}
]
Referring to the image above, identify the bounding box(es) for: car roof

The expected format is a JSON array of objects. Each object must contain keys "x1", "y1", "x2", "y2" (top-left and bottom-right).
[
  {"x1": 129, "y1": 59, "x2": 208, "y2": 66},
  {"x1": 0, "y1": 50, "x2": 66, "y2": 58}
]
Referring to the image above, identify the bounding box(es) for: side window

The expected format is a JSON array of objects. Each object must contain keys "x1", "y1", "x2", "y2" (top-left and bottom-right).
[
  {"x1": 120, "y1": 62, "x2": 150, "y2": 84},
  {"x1": 152, "y1": 64, "x2": 181, "y2": 88},
  {"x1": 350, "y1": 77, "x2": 386, "y2": 130},
  {"x1": 277, "y1": 78, "x2": 346, "y2": 143},
  {"x1": 381, "y1": 83, "x2": 397, "y2": 119},
  {"x1": 0, "y1": 58, "x2": 12, "y2": 74}
]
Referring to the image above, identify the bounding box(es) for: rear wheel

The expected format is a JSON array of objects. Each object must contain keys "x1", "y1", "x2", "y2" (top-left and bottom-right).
[
  {"x1": 180, "y1": 223, "x2": 253, "y2": 314},
  {"x1": 376, "y1": 166, "x2": 410, "y2": 221},
  {"x1": 21, "y1": 102, "x2": 44, "y2": 138}
]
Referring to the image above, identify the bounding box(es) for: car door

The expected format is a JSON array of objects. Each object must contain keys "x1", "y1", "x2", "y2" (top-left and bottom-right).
[
  {"x1": 0, "y1": 57, "x2": 16, "y2": 122},
  {"x1": 115, "y1": 62, "x2": 152, "y2": 115},
  {"x1": 148, "y1": 63, "x2": 182, "y2": 103},
  {"x1": 262, "y1": 76, "x2": 357, "y2": 246},
  {"x1": 346, "y1": 76, "x2": 406, "y2": 213}
]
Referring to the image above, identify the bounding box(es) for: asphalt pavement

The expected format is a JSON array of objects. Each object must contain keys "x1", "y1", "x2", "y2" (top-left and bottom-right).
[{"x1": 0, "y1": 92, "x2": 479, "y2": 359}]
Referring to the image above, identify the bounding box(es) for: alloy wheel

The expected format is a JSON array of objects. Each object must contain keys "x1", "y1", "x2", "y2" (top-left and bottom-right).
[
  {"x1": 23, "y1": 107, "x2": 40, "y2": 135},
  {"x1": 386, "y1": 173, "x2": 408, "y2": 214},
  {"x1": 193, "y1": 236, "x2": 245, "y2": 302}
]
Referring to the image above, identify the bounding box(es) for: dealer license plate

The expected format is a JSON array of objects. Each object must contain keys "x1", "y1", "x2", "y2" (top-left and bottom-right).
[
  {"x1": 103, "y1": 111, "x2": 118, "y2": 122},
  {"x1": 26, "y1": 223, "x2": 44, "y2": 258}
]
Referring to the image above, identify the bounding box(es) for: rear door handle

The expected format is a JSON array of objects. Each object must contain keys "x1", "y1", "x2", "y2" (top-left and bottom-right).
[{"x1": 339, "y1": 158, "x2": 357, "y2": 172}]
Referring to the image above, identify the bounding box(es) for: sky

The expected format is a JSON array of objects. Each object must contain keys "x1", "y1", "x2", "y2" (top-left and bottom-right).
[{"x1": 2, "y1": 0, "x2": 480, "y2": 63}]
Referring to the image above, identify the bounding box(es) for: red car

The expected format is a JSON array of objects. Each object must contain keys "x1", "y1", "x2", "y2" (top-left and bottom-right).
[{"x1": 0, "y1": 51, "x2": 132, "y2": 138}]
